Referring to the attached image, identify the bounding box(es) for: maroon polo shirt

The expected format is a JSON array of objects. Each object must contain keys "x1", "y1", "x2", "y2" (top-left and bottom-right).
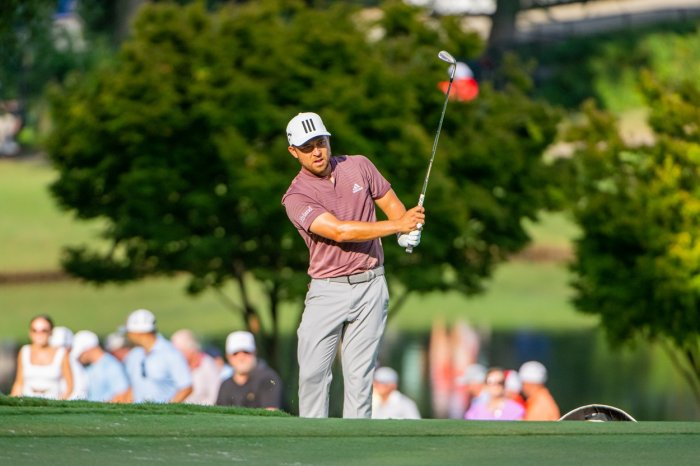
[{"x1": 282, "y1": 155, "x2": 392, "y2": 279}]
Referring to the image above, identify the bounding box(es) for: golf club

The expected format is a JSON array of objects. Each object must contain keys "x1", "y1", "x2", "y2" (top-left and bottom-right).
[{"x1": 406, "y1": 50, "x2": 457, "y2": 253}]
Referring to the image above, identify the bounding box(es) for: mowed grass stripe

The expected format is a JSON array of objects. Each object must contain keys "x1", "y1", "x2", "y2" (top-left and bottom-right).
[
  {"x1": 2, "y1": 401, "x2": 699, "y2": 465},
  {"x1": 2, "y1": 413, "x2": 699, "y2": 438},
  {"x1": 1, "y1": 426, "x2": 699, "y2": 466},
  {"x1": 2, "y1": 437, "x2": 695, "y2": 466}
]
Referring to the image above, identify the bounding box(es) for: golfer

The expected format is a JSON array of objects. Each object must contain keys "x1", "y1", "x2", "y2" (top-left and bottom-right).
[{"x1": 282, "y1": 112, "x2": 424, "y2": 418}]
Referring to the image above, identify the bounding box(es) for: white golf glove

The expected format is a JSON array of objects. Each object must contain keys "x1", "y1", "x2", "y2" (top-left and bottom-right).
[{"x1": 397, "y1": 229, "x2": 422, "y2": 248}]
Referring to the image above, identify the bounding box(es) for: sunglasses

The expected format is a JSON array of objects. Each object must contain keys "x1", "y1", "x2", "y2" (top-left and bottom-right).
[
  {"x1": 295, "y1": 137, "x2": 328, "y2": 154},
  {"x1": 31, "y1": 327, "x2": 51, "y2": 333}
]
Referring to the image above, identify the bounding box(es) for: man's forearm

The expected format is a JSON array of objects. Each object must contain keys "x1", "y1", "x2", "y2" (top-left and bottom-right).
[
  {"x1": 329, "y1": 219, "x2": 410, "y2": 242},
  {"x1": 170, "y1": 386, "x2": 193, "y2": 403},
  {"x1": 310, "y1": 207, "x2": 424, "y2": 243}
]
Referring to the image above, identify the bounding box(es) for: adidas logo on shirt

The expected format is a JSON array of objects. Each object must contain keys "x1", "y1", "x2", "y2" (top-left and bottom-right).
[{"x1": 352, "y1": 183, "x2": 363, "y2": 194}]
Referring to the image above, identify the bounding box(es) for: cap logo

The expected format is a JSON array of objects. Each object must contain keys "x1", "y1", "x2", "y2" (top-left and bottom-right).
[{"x1": 301, "y1": 118, "x2": 316, "y2": 133}]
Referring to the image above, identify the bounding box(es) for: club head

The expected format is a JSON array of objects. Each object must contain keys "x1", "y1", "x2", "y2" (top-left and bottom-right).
[
  {"x1": 438, "y1": 50, "x2": 456, "y2": 65},
  {"x1": 438, "y1": 50, "x2": 457, "y2": 79}
]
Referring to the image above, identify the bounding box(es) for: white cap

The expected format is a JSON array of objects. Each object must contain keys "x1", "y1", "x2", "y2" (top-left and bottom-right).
[
  {"x1": 374, "y1": 367, "x2": 398, "y2": 385},
  {"x1": 126, "y1": 309, "x2": 157, "y2": 333},
  {"x1": 105, "y1": 330, "x2": 126, "y2": 351},
  {"x1": 72, "y1": 330, "x2": 100, "y2": 358},
  {"x1": 225, "y1": 331, "x2": 256, "y2": 355},
  {"x1": 519, "y1": 360, "x2": 548, "y2": 384},
  {"x1": 49, "y1": 326, "x2": 74, "y2": 348},
  {"x1": 286, "y1": 112, "x2": 331, "y2": 146},
  {"x1": 505, "y1": 370, "x2": 522, "y2": 392},
  {"x1": 458, "y1": 363, "x2": 487, "y2": 385}
]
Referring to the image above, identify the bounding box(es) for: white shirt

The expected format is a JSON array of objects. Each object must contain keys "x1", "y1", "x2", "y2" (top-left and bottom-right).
[
  {"x1": 20, "y1": 345, "x2": 65, "y2": 399},
  {"x1": 185, "y1": 353, "x2": 221, "y2": 405},
  {"x1": 372, "y1": 390, "x2": 421, "y2": 419},
  {"x1": 66, "y1": 355, "x2": 89, "y2": 400}
]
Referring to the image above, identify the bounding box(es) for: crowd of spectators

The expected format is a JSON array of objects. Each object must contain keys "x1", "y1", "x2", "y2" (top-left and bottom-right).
[
  {"x1": 460, "y1": 361, "x2": 561, "y2": 421},
  {"x1": 8, "y1": 310, "x2": 284, "y2": 410},
  {"x1": 7, "y1": 311, "x2": 560, "y2": 420}
]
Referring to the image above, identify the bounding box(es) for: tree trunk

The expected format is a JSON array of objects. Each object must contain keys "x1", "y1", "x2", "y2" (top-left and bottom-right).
[
  {"x1": 488, "y1": 0, "x2": 521, "y2": 53},
  {"x1": 115, "y1": 0, "x2": 146, "y2": 43}
]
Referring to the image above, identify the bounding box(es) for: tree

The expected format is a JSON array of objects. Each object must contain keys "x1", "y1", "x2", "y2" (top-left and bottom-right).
[
  {"x1": 45, "y1": 0, "x2": 560, "y2": 382},
  {"x1": 0, "y1": 0, "x2": 119, "y2": 151},
  {"x1": 561, "y1": 73, "x2": 700, "y2": 403}
]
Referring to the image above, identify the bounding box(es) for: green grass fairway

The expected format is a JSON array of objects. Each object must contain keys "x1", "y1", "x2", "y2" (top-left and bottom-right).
[
  {"x1": 1, "y1": 399, "x2": 699, "y2": 465},
  {"x1": 0, "y1": 158, "x2": 105, "y2": 272}
]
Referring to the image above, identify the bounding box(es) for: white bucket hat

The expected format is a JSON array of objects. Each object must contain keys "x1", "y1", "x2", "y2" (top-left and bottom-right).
[{"x1": 286, "y1": 112, "x2": 331, "y2": 146}]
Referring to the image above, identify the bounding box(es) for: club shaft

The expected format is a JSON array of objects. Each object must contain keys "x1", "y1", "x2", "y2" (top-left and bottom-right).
[
  {"x1": 420, "y1": 76, "x2": 453, "y2": 202},
  {"x1": 406, "y1": 75, "x2": 455, "y2": 254}
]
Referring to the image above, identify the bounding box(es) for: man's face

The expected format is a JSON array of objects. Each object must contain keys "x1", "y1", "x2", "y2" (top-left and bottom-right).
[
  {"x1": 78, "y1": 348, "x2": 94, "y2": 366},
  {"x1": 227, "y1": 350, "x2": 257, "y2": 375},
  {"x1": 373, "y1": 381, "x2": 396, "y2": 399},
  {"x1": 521, "y1": 382, "x2": 535, "y2": 397},
  {"x1": 467, "y1": 382, "x2": 484, "y2": 397},
  {"x1": 127, "y1": 331, "x2": 150, "y2": 348},
  {"x1": 287, "y1": 136, "x2": 332, "y2": 177}
]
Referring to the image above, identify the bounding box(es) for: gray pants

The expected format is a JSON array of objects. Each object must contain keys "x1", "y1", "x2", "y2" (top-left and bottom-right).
[{"x1": 297, "y1": 274, "x2": 389, "y2": 418}]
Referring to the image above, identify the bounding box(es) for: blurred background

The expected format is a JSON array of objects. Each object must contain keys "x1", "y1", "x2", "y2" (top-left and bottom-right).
[{"x1": 2, "y1": 0, "x2": 700, "y2": 420}]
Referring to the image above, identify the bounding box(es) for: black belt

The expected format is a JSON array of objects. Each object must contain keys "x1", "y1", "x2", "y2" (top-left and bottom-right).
[{"x1": 322, "y1": 266, "x2": 384, "y2": 284}]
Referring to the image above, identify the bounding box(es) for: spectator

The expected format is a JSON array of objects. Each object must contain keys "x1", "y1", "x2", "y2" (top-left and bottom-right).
[
  {"x1": 105, "y1": 328, "x2": 131, "y2": 362},
  {"x1": 71, "y1": 330, "x2": 130, "y2": 402},
  {"x1": 203, "y1": 345, "x2": 233, "y2": 382},
  {"x1": 458, "y1": 363, "x2": 488, "y2": 412},
  {"x1": 371, "y1": 367, "x2": 421, "y2": 419},
  {"x1": 0, "y1": 100, "x2": 21, "y2": 156},
  {"x1": 171, "y1": 329, "x2": 220, "y2": 405},
  {"x1": 49, "y1": 326, "x2": 89, "y2": 400},
  {"x1": 10, "y1": 315, "x2": 73, "y2": 399},
  {"x1": 465, "y1": 367, "x2": 525, "y2": 421},
  {"x1": 216, "y1": 331, "x2": 283, "y2": 410},
  {"x1": 504, "y1": 369, "x2": 526, "y2": 409},
  {"x1": 519, "y1": 361, "x2": 561, "y2": 421},
  {"x1": 122, "y1": 309, "x2": 193, "y2": 403}
]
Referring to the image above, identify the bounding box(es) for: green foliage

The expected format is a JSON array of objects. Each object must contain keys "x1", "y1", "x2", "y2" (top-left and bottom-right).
[
  {"x1": 0, "y1": 0, "x2": 55, "y2": 99},
  {"x1": 562, "y1": 74, "x2": 700, "y2": 401},
  {"x1": 0, "y1": 0, "x2": 117, "y2": 154},
  {"x1": 0, "y1": 0, "x2": 116, "y2": 99},
  {"x1": 46, "y1": 1, "x2": 560, "y2": 362}
]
